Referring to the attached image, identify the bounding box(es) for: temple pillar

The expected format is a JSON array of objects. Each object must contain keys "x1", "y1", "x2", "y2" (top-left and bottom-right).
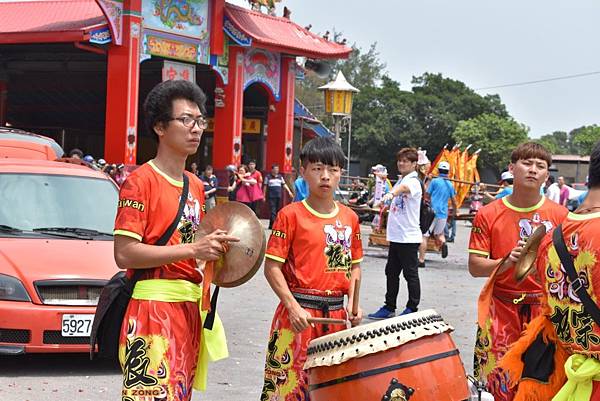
[
  {"x1": 212, "y1": 46, "x2": 244, "y2": 169},
  {"x1": 103, "y1": 0, "x2": 142, "y2": 164},
  {"x1": 266, "y1": 56, "x2": 295, "y2": 174},
  {"x1": 209, "y1": 0, "x2": 224, "y2": 56}
]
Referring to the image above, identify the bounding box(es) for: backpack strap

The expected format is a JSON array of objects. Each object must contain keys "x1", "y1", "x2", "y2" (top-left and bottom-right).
[
  {"x1": 552, "y1": 224, "x2": 600, "y2": 325},
  {"x1": 131, "y1": 173, "x2": 189, "y2": 281}
]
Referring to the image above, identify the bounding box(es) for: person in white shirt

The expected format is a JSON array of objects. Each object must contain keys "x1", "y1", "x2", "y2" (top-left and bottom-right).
[
  {"x1": 368, "y1": 147, "x2": 422, "y2": 319},
  {"x1": 545, "y1": 175, "x2": 560, "y2": 203}
]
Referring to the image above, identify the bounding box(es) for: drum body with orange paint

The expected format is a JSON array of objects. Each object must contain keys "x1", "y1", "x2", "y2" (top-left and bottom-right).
[{"x1": 305, "y1": 310, "x2": 469, "y2": 401}]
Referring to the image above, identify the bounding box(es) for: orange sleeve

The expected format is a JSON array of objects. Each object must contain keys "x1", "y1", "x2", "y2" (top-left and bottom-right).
[
  {"x1": 113, "y1": 173, "x2": 149, "y2": 242},
  {"x1": 351, "y1": 212, "x2": 363, "y2": 264},
  {"x1": 468, "y1": 208, "x2": 491, "y2": 257},
  {"x1": 265, "y1": 209, "x2": 294, "y2": 263}
]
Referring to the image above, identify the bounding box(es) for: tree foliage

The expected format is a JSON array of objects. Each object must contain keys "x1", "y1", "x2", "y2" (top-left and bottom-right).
[
  {"x1": 569, "y1": 125, "x2": 600, "y2": 155},
  {"x1": 535, "y1": 126, "x2": 600, "y2": 156},
  {"x1": 452, "y1": 114, "x2": 529, "y2": 171},
  {"x1": 535, "y1": 131, "x2": 570, "y2": 154}
]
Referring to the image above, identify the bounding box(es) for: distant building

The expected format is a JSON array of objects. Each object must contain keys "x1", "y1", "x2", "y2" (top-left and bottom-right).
[{"x1": 551, "y1": 155, "x2": 590, "y2": 184}]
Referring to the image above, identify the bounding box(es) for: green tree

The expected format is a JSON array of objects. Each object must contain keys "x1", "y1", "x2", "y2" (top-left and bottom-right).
[
  {"x1": 410, "y1": 73, "x2": 509, "y2": 152},
  {"x1": 452, "y1": 114, "x2": 529, "y2": 171},
  {"x1": 570, "y1": 125, "x2": 600, "y2": 155},
  {"x1": 535, "y1": 131, "x2": 570, "y2": 154},
  {"x1": 349, "y1": 76, "x2": 423, "y2": 168}
]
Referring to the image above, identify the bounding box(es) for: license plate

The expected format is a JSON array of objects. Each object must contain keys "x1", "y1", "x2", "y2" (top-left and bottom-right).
[{"x1": 61, "y1": 314, "x2": 94, "y2": 337}]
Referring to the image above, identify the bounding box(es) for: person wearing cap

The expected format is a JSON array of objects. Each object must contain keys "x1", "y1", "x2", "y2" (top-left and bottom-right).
[
  {"x1": 416, "y1": 148, "x2": 431, "y2": 182},
  {"x1": 468, "y1": 142, "x2": 568, "y2": 401},
  {"x1": 484, "y1": 171, "x2": 514, "y2": 201},
  {"x1": 371, "y1": 164, "x2": 392, "y2": 208},
  {"x1": 418, "y1": 161, "x2": 458, "y2": 266}
]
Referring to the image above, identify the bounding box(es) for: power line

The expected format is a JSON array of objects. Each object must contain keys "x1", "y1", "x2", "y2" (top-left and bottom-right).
[{"x1": 474, "y1": 70, "x2": 600, "y2": 91}]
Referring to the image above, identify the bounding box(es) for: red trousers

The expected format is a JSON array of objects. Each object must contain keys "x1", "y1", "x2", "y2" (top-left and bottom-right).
[
  {"x1": 260, "y1": 302, "x2": 348, "y2": 401},
  {"x1": 119, "y1": 299, "x2": 200, "y2": 401},
  {"x1": 474, "y1": 290, "x2": 543, "y2": 401}
]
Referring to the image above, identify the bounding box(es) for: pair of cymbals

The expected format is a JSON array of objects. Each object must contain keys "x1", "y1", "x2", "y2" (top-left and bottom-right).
[
  {"x1": 514, "y1": 224, "x2": 547, "y2": 282},
  {"x1": 195, "y1": 202, "x2": 266, "y2": 287}
]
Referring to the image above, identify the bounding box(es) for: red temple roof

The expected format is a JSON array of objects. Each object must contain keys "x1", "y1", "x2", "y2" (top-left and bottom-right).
[
  {"x1": 0, "y1": 0, "x2": 106, "y2": 44},
  {"x1": 224, "y1": 3, "x2": 352, "y2": 59}
]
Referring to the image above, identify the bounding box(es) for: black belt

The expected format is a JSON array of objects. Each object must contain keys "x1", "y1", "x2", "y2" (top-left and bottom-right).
[{"x1": 292, "y1": 292, "x2": 344, "y2": 333}]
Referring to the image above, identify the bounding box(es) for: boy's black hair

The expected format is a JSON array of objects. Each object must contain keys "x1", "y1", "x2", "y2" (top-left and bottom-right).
[
  {"x1": 505, "y1": 178, "x2": 514, "y2": 185},
  {"x1": 143, "y1": 80, "x2": 207, "y2": 139},
  {"x1": 300, "y1": 137, "x2": 346, "y2": 168},
  {"x1": 588, "y1": 140, "x2": 600, "y2": 189}
]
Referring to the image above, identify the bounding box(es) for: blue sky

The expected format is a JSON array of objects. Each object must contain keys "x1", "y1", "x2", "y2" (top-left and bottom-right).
[{"x1": 229, "y1": 0, "x2": 600, "y2": 138}]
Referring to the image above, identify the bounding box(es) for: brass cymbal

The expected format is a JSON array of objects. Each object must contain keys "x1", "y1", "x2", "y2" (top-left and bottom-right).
[
  {"x1": 195, "y1": 202, "x2": 266, "y2": 288},
  {"x1": 514, "y1": 224, "x2": 547, "y2": 282}
]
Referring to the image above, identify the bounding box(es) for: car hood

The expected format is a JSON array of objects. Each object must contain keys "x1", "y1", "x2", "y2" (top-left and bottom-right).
[{"x1": 0, "y1": 238, "x2": 119, "y2": 284}]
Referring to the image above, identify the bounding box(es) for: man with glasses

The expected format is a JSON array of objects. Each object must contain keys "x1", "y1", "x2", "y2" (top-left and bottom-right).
[{"x1": 113, "y1": 80, "x2": 238, "y2": 401}]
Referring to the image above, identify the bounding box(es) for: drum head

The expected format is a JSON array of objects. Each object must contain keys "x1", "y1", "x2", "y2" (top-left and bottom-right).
[
  {"x1": 514, "y1": 224, "x2": 547, "y2": 282},
  {"x1": 195, "y1": 202, "x2": 266, "y2": 288}
]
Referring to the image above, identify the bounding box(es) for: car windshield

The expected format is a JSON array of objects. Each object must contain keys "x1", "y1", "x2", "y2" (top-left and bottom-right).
[{"x1": 0, "y1": 173, "x2": 118, "y2": 235}]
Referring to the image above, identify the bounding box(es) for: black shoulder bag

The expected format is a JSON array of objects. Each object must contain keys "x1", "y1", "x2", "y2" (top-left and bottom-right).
[
  {"x1": 418, "y1": 178, "x2": 435, "y2": 234},
  {"x1": 553, "y1": 223, "x2": 600, "y2": 325},
  {"x1": 90, "y1": 174, "x2": 189, "y2": 361}
]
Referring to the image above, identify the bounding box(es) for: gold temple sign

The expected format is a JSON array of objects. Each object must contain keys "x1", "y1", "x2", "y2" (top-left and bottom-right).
[{"x1": 205, "y1": 118, "x2": 261, "y2": 134}]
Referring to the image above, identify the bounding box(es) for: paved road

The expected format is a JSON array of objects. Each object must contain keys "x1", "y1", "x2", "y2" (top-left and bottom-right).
[{"x1": 0, "y1": 220, "x2": 486, "y2": 401}]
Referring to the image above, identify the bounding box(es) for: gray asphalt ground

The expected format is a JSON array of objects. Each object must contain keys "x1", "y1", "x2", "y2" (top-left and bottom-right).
[{"x1": 0, "y1": 220, "x2": 486, "y2": 401}]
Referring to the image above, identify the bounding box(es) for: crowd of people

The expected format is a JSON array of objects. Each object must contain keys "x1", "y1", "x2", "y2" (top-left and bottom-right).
[
  {"x1": 91, "y1": 78, "x2": 600, "y2": 401},
  {"x1": 66, "y1": 147, "x2": 129, "y2": 186}
]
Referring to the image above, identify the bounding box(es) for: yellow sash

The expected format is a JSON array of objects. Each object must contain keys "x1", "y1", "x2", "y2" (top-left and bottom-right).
[
  {"x1": 553, "y1": 354, "x2": 600, "y2": 401},
  {"x1": 131, "y1": 279, "x2": 228, "y2": 391}
]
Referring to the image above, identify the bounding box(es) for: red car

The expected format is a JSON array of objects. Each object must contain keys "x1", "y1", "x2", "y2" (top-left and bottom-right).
[
  {"x1": 0, "y1": 126, "x2": 64, "y2": 160},
  {"x1": 0, "y1": 157, "x2": 120, "y2": 353}
]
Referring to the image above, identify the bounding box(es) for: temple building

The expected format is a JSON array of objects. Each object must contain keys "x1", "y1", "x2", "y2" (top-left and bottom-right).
[{"x1": 0, "y1": 0, "x2": 350, "y2": 174}]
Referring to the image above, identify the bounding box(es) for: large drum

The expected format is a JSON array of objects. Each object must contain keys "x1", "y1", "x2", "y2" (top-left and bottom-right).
[{"x1": 305, "y1": 309, "x2": 469, "y2": 401}]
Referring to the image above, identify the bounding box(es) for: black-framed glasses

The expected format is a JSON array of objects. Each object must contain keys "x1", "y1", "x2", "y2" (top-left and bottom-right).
[{"x1": 171, "y1": 116, "x2": 208, "y2": 129}]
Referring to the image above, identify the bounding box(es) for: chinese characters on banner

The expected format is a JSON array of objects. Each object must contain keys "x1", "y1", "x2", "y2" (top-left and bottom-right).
[{"x1": 162, "y1": 60, "x2": 196, "y2": 83}]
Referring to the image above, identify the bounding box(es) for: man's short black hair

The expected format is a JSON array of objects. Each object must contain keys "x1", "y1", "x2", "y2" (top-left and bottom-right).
[
  {"x1": 300, "y1": 137, "x2": 345, "y2": 168},
  {"x1": 69, "y1": 148, "x2": 83, "y2": 158},
  {"x1": 588, "y1": 140, "x2": 600, "y2": 189},
  {"x1": 505, "y1": 178, "x2": 514, "y2": 185},
  {"x1": 143, "y1": 80, "x2": 207, "y2": 138}
]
